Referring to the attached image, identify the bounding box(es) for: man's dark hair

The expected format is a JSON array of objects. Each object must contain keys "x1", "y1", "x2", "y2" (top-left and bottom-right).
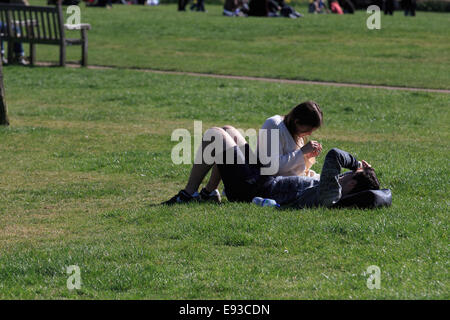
[{"x1": 349, "y1": 167, "x2": 380, "y2": 194}]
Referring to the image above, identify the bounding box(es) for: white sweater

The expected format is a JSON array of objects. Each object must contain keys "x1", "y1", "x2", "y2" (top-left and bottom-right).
[{"x1": 259, "y1": 115, "x2": 307, "y2": 177}]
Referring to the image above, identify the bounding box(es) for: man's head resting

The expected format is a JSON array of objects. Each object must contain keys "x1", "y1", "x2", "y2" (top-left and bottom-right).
[{"x1": 340, "y1": 167, "x2": 380, "y2": 197}]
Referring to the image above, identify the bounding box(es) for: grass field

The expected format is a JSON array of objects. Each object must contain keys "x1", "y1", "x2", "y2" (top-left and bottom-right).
[
  {"x1": 30, "y1": 2, "x2": 450, "y2": 89},
  {"x1": 0, "y1": 3, "x2": 449, "y2": 299}
]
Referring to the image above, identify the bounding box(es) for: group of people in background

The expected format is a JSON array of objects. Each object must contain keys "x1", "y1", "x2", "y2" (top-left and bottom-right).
[
  {"x1": 382, "y1": 0, "x2": 416, "y2": 16},
  {"x1": 223, "y1": 0, "x2": 302, "y2": 18},
  {"x1": 43, "y1": 0, "x2": 421, "y2": 17},
  {"x1": 84, "y1": 0, "x2": 160, "y2": 8},
  {"x1": 72, "y1": 0, "x2": 420, "y2": 17},
  {"x1": 309, "y1": 0, "x2": 355, "y2": 14},
  {"x1": 0, "y1": 0, "x2": 423, "y2": 68},
  {"x1": 221, "y1": 0, "x2": 354, "y2": 18},
  {"x1": 177, "y1": 0, "x2": 418, "y2": 18},
  {"x1": 178, "y1": 0, "x2": 205, "y2": 11},
  {"x1": 307, "y1": 0, "x2": 417, "y2": 17}
]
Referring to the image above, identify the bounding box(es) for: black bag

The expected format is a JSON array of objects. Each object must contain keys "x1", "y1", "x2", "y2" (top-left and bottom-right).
[{"x1": 333, "y1": 189, "x2": 392, "y2": 209}]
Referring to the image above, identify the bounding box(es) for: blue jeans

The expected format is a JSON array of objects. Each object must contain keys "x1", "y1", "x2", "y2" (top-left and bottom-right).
[
  {"x1": 0, "y1": 21, "x2": 25, "y2": 56},
  {"x1": 260, "y1": 148, "x2": 360, "y2": 208}
]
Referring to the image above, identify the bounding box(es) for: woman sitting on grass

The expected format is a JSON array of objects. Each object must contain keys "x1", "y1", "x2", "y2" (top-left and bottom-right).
[
  {"x1": 259, "y1": 100, "x2": 323, "y2": 179},
  {"x1": 163, "y1": 101, "x2": 324, "y2": 205}
]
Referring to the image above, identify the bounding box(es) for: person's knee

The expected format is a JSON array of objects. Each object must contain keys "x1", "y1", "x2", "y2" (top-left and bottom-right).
[
  {"x1": 326, "y1": 148, "x2": 341, "y2": 158},
  {"x1": 205, "y1": 127, "x2": 226, "y2": 137},
  {"x1": 222, "y1": 125, "x2": 237, "y2": 132},
  {"x1": 222, "y1": 125, "x2": 247, "y2": 144},
  {"x1": 203, "y1": 127, "x2": 230, "y2": 145}
]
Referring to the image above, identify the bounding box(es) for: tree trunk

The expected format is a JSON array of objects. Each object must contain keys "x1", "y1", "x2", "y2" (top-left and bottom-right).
[{"x1": 0, "y1": 58, "x2": 9, "y2": 126}]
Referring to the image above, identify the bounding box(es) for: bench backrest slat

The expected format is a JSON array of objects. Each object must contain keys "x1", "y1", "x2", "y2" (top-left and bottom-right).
[
  {"x1": 47, "y1": 11, "x2": 54, "y2": 40},
  {"x1": 0, "y1": 10, "x2": 4, "y2": 29},
  {"x1": 40, "y1": 10, "x2": 47, "y2": 40},
  {"x1": 44, "y1": 10, "x2": 49, "y2": 40},
  {"x1": 26, "y1": 9, "x2": 34, "y2": 40},
  {"x1": 17, "y1": 9, "x2": 24, "y2": 38},
  {"x1": 1, "y1": 10, "x2": 7, "y2": 38},
  {"x1": 5, "y1": 10, "x2": 13, "y2": 39},
  {"x1": 19, "y1": 9, "x2": 28, "y2": 40},
  {"x1": 51, "y1": 11, "x2": 57, "y2": 40},
  {"x1": 11, "y1": 9, "x2": 18, "y2": 38},
  {"x1": 11, "y1": 9, "x2": 17, "y2": 37},
  {"x1": 57, "y1": 4, "x2": 65, "y2": 43},
  {"x1": 0, "y1": 4, "x2": 63, "y2": 43},
  {"x1": 34, "y1": 9, "x2": 41, "y2": 39}
]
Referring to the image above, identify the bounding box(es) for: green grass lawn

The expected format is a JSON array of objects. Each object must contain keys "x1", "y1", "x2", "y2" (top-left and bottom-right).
[
  {"x1": 27, "y1": 2, "x2": 450, "y2": 89},
  {"x1": 0, "y1": 65, "x2": 448, "y2": 299}
]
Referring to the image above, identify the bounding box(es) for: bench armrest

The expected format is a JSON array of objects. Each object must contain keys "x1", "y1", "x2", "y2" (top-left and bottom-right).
[{"x1": 64, "y1": 23, "x2": 91, "y2": 31}]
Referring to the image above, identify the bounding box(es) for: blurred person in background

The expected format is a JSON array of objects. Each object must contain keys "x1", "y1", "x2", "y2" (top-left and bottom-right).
[
  {"x1": 0, "y1": 22, "x2": 28, "y2": 65},
  {"x1": 178, "y1": 0, "x2": 189, "y2": 11},
  {"x1": 311, "y1": 0, "x2": 329, "y2": 13},
  {"x1": 276, "y1": 0, "x2": 303, "y2": 18},
  {"x1": 248, "y1": 0, "x2": 269, "y2": 16},
  {"x1": 255, "y1": 0, "x2": 301, "y2": 17},
  {"x1": 0, "y1": 0, "x2": 29, "y2": 65},
  {"x1": 190, "y1": 0, "x2": 205, "y2": 11},
  {"x1": 384, "y1": 0, "x2": 395, "y2": 15},
  {"x1": 308, "y1": 0, "x2": 315, "y2": 12},
  {"x1": 329, "y1": 0, "x2": 343, "y2": 14},
  {"x1": 224, "y1": 0, "x2": 239, "y2": 15},
  {"x1": 84, "y1": 0, "x2": 112, "y2": 8},
  {"x1": 340, "y1": 0, "x2": 354, "y2": 13},
  {"x1": 223, "y1": 0, "x2": 249, "y2": 16},
  {"x1": 268, "y1": 0, "x2": 281, "y2": 16},
  {"x1": 403, "y1": 0, "x2": 416, "y2": 16}
]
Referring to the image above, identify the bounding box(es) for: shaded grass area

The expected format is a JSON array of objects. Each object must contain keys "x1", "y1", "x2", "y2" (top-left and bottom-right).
[
  {"x1": 26, "y1": 2, "x2": 450, "y2": 89},
  {"x1": 0, "y1": 66, "x2": 448, "y2": 298}
]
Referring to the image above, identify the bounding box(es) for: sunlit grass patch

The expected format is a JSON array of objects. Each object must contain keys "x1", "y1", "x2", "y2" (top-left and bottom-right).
[{"x1": 0, "y1": 65, "x2": 448, "y2": 299}]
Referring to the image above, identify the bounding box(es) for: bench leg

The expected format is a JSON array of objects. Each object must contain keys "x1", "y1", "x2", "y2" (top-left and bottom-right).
[
  {"x1": 59, "y1": 42, "x2": 66, "y2": 67},
  {"x1": 81, "y1": 29, "x2": 88, "y2": 67},
  {"x1": 29, "y1": 43, "x2": 35, "y2": 66}
]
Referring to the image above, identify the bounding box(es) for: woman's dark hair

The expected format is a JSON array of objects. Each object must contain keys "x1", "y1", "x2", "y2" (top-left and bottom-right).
[{"x1": 284, "y1": 101, "x2": 323, "y2": 141}]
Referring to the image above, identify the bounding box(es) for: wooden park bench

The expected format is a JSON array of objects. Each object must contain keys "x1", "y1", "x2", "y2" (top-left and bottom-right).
[{"x1": 0, "y1": 3, "x2": 91, "y2": 66}]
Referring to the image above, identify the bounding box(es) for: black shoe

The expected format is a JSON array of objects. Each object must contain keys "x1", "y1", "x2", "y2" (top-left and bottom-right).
[
  {"x1": 199, "y1": 188, "x2": 221, "y2": 203},
  {"x1": 161, "y1": 190, "x2": 196, "y2": 205}
]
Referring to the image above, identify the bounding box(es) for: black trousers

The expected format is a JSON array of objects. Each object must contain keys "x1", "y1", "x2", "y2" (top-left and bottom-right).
[
  {"x1": 178, "y1": 0, "x2": 189, "y2": 11},
  {"x1": 403, "y1": 0, "x2": 416, "y2": 16},
  {"x1": 190, "y1": 0, "x2": 205, "y2": 11},
  {"x1": 196, "y1": 0, "x2": 205, "y2": 11},
  {"x1": 384, "y1": 0, "x2": 394, "y2": 15}
]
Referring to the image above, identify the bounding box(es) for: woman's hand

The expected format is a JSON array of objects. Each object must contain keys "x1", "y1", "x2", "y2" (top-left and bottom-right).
[
  {"x1": 301, "y1": 140, "x2": 322, "y2": 158},
  {"x1": 356, "y1": 160, "x2": 372, "y2": 171}
]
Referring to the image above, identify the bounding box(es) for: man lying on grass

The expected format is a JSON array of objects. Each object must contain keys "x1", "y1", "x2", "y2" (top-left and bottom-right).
[{"x1": 162, "y1": 126, "x2": 380, "y2": 208}]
